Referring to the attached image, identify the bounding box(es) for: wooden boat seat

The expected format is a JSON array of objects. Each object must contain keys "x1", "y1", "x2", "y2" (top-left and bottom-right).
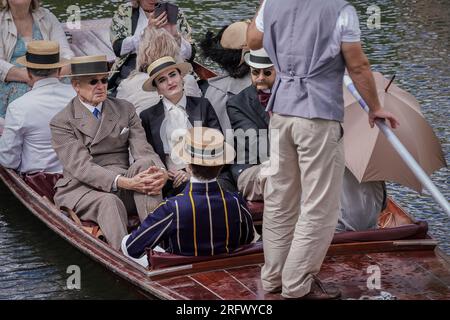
[
  {"x1": 22, "y1": 172, "x2": 63, "y2": 203},
  {"x1": 148, "y1": 222, "x2": 429, "y2": 269},
  {"x1": 148, "y1": 242, "x2": 264, "y2": 270},
  {"x1": 331, "y1": 221, "x2": 428, "y2": 244}
]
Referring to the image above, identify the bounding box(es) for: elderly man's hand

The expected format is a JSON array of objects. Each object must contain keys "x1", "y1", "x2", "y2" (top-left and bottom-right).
[
  {"x1": 143, "y1": 166, "x2": 169, "y2": 195},
  {"x1": 118, "y1": 166, "x2": 168, "y2": 195}
]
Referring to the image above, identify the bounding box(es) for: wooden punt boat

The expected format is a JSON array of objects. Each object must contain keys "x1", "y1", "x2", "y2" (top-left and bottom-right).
[{"x1": 0, "y1": 19, "x2": 449, "y2": 300}]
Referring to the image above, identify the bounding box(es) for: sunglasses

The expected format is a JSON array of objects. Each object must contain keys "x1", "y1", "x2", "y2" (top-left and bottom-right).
[
  {"x1": 251, "y1": 68, "x2": 273, "y2": 77},
  {"x1": 88, "y1": 77, "x2": 108, "y2": 86}
]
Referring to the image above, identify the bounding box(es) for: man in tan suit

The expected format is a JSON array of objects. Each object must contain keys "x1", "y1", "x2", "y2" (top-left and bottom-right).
[{"x1": 50, "y1": 55, "x2": 168, "y2": 250}]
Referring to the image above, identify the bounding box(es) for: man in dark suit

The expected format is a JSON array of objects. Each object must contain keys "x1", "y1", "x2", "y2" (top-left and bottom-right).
[
  {"x1": 139, "y1": 56, "x2": 222, "y2": 196},
  {"x1": 226, "y1": 48, "x2": 275, "y2": 201},
  {"x1": 121, "y1": 127, "x2": 255, "y2": 267}
]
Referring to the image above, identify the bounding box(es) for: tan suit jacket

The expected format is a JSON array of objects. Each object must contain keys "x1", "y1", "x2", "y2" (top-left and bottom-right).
[{"x1": 50, "y1": 96, "x2": 164, "y2": 210}]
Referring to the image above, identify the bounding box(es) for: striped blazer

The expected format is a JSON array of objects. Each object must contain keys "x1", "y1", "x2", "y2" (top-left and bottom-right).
[{"x1": 125, "y1": 180, "x2": 254, "y2": 258}]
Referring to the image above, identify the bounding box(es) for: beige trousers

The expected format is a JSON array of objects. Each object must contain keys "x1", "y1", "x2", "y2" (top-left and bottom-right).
[
  {"x1": 74, "y1": 159, "x2": 162, "y2": 250},
  {"x1": 237, "y1": 163, "x2": 268, "y2": 202},
  {"x1": 261, "y1": 114, "x2": 345, "y2": 298}
]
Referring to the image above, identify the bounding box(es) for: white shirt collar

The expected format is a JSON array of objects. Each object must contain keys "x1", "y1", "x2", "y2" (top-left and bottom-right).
[
  {"x1": 190, "y1": 176, "x2": 217, "y2": 184},
  {"x1": 32, "y1": 77, "x2": 60, "y2": 90},
  {"x1": 162, "y1": 94, "x2": 187, "y2": 111},
  {"x1": 79, "y1": 97, "x2": 103, "y2": 114}
]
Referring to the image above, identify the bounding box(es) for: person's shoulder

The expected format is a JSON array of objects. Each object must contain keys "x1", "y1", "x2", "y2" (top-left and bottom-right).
[
  {"x1": 0, "y1": 8, "x2": 10, "y2": 22},
  {"x1": 36, "y1": 7, "x2": 58, "y2": 21},
  {"x1": 139, "y1": 99, "x2": 163, "y2": 118},
  {"x1": 115, "y1": 2, "x2": 133, "y2": 15},
  {"x1": 227, "y1": 85, "x2": 254, "y2": 106},
  {"x1": 54, "y1": 82, "x2": 77, "y2": 97},
  {"x1": 107, "y1": 96, "x2": 135, "y2": 112},
  {"x1": 186, "y1": 95, "x2": 209, "y2": 106},
  {"x1": 50, "y1": 97, "x2": 76, "y2": 123}
]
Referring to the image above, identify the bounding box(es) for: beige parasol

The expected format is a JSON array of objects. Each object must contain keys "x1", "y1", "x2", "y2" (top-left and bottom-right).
[{"x1": 343, "y1": 72, "x2": 447, "y2": 193}]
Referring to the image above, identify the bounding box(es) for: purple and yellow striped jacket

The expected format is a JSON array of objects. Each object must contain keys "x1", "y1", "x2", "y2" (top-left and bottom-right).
[{"x1": 125, "y1": 180, "x2": 255, "y2": 258}]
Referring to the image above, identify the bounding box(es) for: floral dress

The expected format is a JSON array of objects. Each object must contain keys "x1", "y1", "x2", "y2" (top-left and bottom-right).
[{"x1": 0, "y1": 22, "x2": 43, "y2": 118}]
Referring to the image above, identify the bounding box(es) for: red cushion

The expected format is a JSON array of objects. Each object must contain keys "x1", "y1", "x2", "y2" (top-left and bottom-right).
[
  {"x1": 247, "y1": 201, "x2": 264, "y2": 221},
  {"x1": 23, "y1": 172, "x2": 63, "y2": 202},
  {"x1": 331, "y1": 221, "x2": 428, "y2": 244}
]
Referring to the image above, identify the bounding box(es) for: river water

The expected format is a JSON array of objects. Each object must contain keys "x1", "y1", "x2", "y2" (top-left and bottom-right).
[{"x1": 0, "y1": 0, "x2": 448, "y2": 299}]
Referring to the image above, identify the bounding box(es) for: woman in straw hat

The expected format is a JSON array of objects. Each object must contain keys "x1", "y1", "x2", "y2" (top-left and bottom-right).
[
  {"x1": 116, "y1": 27, "x2": 201, "y2": 115},
  {"x1": 121, "y1": 127, "x2": 255, "y2": 267},
  {"x1": 0, "y1": 0, "x2": 74, "y2": 118},
  {"x1": 140, "y1": 56, "x2": 222, "y2": 197}
]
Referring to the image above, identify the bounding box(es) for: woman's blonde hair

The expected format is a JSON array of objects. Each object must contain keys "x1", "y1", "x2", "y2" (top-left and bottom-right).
[
  {"x1": 1, "y1": 0, "x2": 40, "y2": 11},
  {"x1": 135, "y1": 27, "x2": 181, "y2": 74}
]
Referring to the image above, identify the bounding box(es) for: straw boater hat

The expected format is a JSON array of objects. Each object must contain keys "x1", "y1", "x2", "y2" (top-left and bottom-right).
[
  {"x1": 172, "y1": 127, "x2": 235, "y2": 166},
  {"x1": 142, "y1": 56, "x2": 192, "y2": 92},
  {"x1": 64, "y1": 55, "x2": 117, "y2": 77},
  {"x1": 16, "y1": 40, "x2": 68, "y2": 69},
  {"x1": 244, "y1": 48, "x2": 274, "y2": 69}
]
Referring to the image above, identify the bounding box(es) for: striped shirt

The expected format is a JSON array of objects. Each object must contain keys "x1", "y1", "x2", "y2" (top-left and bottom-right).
[{"x1": 125, "y1": 181, "x2": 254, "y2": 258}]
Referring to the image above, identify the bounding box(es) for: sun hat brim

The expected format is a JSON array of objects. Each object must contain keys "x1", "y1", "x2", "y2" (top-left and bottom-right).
[{"x1": 142, "y1": 62, "x2": 192, "y2": 92}]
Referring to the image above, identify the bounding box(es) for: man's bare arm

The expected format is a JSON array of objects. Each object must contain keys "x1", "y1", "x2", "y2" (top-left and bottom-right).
[
  {"x1": 247, "y1": 3, "x2": 264, "y2": 50},
  {"x1": 342, "y1": 42, "x2": 399, "y2": 128}
]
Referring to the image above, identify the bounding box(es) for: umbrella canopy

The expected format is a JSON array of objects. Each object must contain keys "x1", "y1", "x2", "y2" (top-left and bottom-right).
[{"x1": 343, "y1": 72, "x2": 447, "y2": 193}]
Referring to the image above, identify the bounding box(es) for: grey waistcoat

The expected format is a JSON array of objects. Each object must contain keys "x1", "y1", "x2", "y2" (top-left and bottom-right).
[{"x1": 263, "y1": 0, "x2": 349, "y2": 121}]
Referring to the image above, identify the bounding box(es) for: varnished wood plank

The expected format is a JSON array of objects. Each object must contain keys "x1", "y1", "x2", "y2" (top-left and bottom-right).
[
  {"x1": 156, "y1": 276, "x2": 222, "y2": 300},
  {"x1": 190, "y1": 270, "x2": 257, "y2": 300}
]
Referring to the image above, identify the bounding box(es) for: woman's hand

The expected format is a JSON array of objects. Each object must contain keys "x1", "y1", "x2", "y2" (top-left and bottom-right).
[
  {"x1": 149, "y1": 11, "x2": 168, "y2": 29},
  {"x1": 168, "y1": 169, "x2": 190, "y2": 188}
]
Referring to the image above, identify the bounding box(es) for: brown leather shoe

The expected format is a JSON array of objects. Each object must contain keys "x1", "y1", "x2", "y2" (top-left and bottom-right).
[{"x1": 284, "y1": 276, "x2": 341, "y2": 300}]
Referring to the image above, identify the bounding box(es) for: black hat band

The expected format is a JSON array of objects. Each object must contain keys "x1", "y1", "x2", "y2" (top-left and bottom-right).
[
  {"x1": 26, "y1": 52, "x2": 60, "y2": 65},
  {"x1": 71, "y1": 61, "x2": 109, "y2": 75},
  {"x1": 249, "y1": 55, "x2": 272, "y2": 65},
  {"x1": 149, "y1": 61, "x2": 177, "y2": 77},
  {"x1": 186, "y1": 144, "x2": 224, "y2": 159}
]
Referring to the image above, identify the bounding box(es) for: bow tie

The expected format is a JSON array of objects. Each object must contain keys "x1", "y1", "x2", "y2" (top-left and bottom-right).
[{"x1": 257, "y1": 90, "x2": 271, "y2": 108}]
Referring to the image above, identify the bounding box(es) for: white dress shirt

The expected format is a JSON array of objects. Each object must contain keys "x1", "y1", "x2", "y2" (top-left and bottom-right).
[
  {"x1": 256, "y1": 1, "x2": 361, "y2": 58},
  {"x1": 79, "y1": 98, "x2": 103, "y2": 118},
  {"x1": 161, "y1": 94, "x2": 192, "y2": 154},
  {"x1": 0, "y1": 78, "x2": 76, "y2": 173},
  {"x1": 120, "y1": 7, "x2": 192, "y2": 60}
]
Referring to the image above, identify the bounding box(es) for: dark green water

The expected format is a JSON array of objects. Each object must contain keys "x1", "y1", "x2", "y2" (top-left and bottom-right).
[{"x1": 0, "y1": 0, "x2": 448, "y2": 299}]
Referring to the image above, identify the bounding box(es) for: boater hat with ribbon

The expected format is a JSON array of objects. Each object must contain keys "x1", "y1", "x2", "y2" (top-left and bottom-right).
[
  {"x1": 142, "y1": 56, "x2": 192, "y2": 92},
  {"x1": 64, "y1": 55, "x2": 117, "y2": 77},
  {"x1": 16, "y1": 40, "x2": 68, "y2": 69},
  {"x1": 243, "y1": 48, "x2": 274, "y2": 69},
  {"x1": 172, "y1": 127, "x2": 235, "y2": 166}
]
